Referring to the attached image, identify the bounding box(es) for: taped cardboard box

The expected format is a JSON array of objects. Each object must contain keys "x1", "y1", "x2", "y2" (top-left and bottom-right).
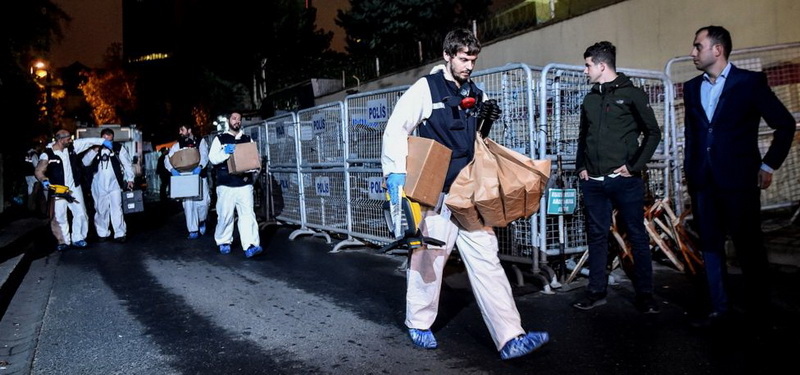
[
  {"x1": 169, "y1": 148, "x2": 200, "y2": 172},
  {"x1": 227, "y1": 142, "x2": 261, "y2": 174},
  {"x1": 405, "y1": 136, "x2": 451, "y2": 207}
]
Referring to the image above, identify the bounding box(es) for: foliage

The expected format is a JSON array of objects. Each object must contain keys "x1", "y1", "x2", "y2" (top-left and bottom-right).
[
  {"x1": 0, "y1": 0, "x2": 70, "y2": 186},
  {"x1": 336, "y1": 0, "x2": 492, "y2": 59},
  {"x1": 80, "y1": 44, "x2": 137, "y2": 125}
]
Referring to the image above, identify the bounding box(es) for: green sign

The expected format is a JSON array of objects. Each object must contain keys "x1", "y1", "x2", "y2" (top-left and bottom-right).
[{"x1": 547, "y1": 188, "x2": 577, "y2": 215}]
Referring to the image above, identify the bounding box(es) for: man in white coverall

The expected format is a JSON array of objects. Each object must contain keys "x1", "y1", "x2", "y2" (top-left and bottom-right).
[
  {"x1": 208, "y1": 112, "x2": 262, "y2": 258},
  {"x1": 164, "y1": 124, "x2": 211, "y2": 239},
  {"x1": 82, "y1": 128, "x2": 135, "y2": 242},
  {"x1": 381, "y1": 28, "x2": 549, "y2": 360},
  {"x1": 35, "y1": 129, "x2": 110, "y2": 251}
]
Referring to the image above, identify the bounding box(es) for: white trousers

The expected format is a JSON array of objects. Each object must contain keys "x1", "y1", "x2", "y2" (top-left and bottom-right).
[
  {"x1": 51, "y1": 186, "x2": 89, "y2": 245},
  {"x1": 214, "y1": 185, "x2": 260, "y2": 249},
  {"x1": 406, "y1": 203, "x2": 524, "y2": 351},
  {"x1": 25, "y1": 175, "x2": 37, "y2": 195},
  {"x1": 92, "y1": 184, "x2": 126, "y2": 239},
  {"x1": 183, "y1": 178, "x2": 210, "y2": 232}
]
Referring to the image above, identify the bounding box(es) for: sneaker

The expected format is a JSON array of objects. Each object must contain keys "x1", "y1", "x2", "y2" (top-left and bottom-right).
[
  {"x1": 573, "y1": 295, "x2": 607, "y2": 310},
  {"x1": 219, "y1": 244, "x2": 231, "y2": 254},
  {"x1": 635, "y1": 294, "x2": 661, "y2": 314},
  {"x1": 56, "y1": 244, "x2": 70, "y2": 252},
  {"x1": 500, "y1": 331, "x2": 549, "y2": 360},
  {"x1": 187, "y1": 232, "x2": 200, "y2": 240},
  {"x1": 114, "y1": 236, "x2": 127, "y2": 243},
  {"x1": 73, "y1": 240, "x2": 88, "y2": 248},
  {"x1": 245, "y1": 245, "x2": 263, "y2": 258},
  {"x1": 198, "y1": 221, "x2": 206, "y2": 235},
  {"x1": 408, "y1": 328, "x2": 437, "y2": 349}
]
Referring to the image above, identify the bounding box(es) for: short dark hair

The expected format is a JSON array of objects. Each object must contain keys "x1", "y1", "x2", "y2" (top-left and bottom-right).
[
  {"x1": 584, "y1": 41, "x2": 616, "y2": 70},
  {"x1": 443, "y1": 28, "x2": 481, "y2": 57},
  {"x1": 179, "y1": 124, "x2": 194, "y2": 133},
  {"x1": 696, "y1": 25, "x2": 732, "y2": 59},
  {"x1": 100, "y1": 128, "x2": 114, "y2": 137}
]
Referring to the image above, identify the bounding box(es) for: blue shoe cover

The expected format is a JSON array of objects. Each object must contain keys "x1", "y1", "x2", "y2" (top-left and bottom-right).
[
  {"x1": 187, "y1": 232, "x2": 200, "y2": 240},
  {"x1": 245, "y1": 245, "x2": 263, "y2": 258},
  {"x1": 219, "y1": 244, "x2": 231, "y2": 254},
  {"x1": 199, "y1": 221, "x2": 206, "y2": 235},
  {"x1": 500, "y1": 331, "x2": 549, "y2": 360},
  {"x1": 408, "y1": 328, "x2": 437, "y2": 349},
  {"x1": 73, "y1": 240, "x2": 88, "y2": 248}
]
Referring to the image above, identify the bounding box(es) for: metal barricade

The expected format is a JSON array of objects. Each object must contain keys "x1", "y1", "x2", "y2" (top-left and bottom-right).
[
  {"x1": 340, "y1": 86, "x2": 410, "y2": 250},
  {"x1": 265, "y1": 112, "x2": 304, "y2": 229},
  {"x1": 471, "y1": 64, "x2": 544, "y2": 277},
  {"x1": 242, "y1": 122, "x2": 269, "y2": 222},
  {"x1": 294, "y1": 102, "x2": 349, "y2": 244},
  {"x1": 666, "y1": 43, "x2": 800, "y2": 212},
  {"x1": 538, "y1": 63, "x2": 674, "y2": 259}
]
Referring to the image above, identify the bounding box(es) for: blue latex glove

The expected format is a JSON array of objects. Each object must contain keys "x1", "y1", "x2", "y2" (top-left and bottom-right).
[
  {"x1": 42, "y1": 180, "x2": 51, "y2": 190},
  {"x1": 224, "y1": 144, "x2": 236, "y2": 154},
  {"x1": 171, "y1": 169, "x2": 181, "y2": 176},
  {"x1": 102, "y1": 140, "x2": 113, "y2": 149},
  {"x1": 192, "y1": 166, "x2": 202, "y2": 175},
  {"x1": 386, "y1": 173, "x2": 406, "y2": 204}
]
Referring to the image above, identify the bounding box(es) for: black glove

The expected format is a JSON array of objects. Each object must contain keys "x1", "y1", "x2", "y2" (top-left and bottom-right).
[{"x1": 477, "y1": 99, "x2": 501, "y2": 138}]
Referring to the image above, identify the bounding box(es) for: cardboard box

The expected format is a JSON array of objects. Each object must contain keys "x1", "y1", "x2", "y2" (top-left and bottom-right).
[
  {"x1": 227, "y1": 142, "x2": 261, "y2": 174},
  {"x1": 405, "y1": 136, "x2": 452, "y2": 207},
  {"x1": 121, "y1": 190, "x2": 144, "y2": 214},
  {"x1": 169, "y1": 148, "x2": 200, "y2": 172},
  {"x1": 170, "y1": 174, "x2": 202, "y2": 199}
]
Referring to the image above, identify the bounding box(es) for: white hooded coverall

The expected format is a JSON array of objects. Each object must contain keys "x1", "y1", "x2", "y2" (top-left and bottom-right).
[
  {"x1": 208, "y1": 132, "x2": 260, "y2": 250},
  {"x1": 381, "y1": 65, "x2": 526, "y2": 351},
  {"x1": 82, "y1": 144, "x2": 135, "y2": 239},
  {"x1": 38, "y1": 138, "x2": 106, "y2": 245},
  {"x1": 164, "y1": 138, "x2": 211, "y2": 233}
]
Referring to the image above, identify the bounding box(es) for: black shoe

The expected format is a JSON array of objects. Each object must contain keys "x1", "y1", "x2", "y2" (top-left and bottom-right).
[
  {"x1": 114, "y1": 236, "x2": 127, "y2": 243},
  {"x1": 635, "y1": 294, "x2": 661, "y2": 314},
  {"x1": 573, "y1": 295, "x2": 607, "y2": 310},
  {"x1": 97, "y1": 236, "x2": 110, "y2": 242}
]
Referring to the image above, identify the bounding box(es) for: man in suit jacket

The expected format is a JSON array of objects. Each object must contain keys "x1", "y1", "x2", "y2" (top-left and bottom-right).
[{"x1": 684, "y1": 25, "x2": 796, "y2": 325}]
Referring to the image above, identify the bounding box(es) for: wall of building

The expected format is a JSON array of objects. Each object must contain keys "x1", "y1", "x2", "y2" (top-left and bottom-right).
[{"x1": 318, "y1": 0, "x2": 800, "y2": 103}]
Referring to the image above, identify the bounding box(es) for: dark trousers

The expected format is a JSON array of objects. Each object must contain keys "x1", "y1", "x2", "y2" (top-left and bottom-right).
[
  {"x1": 580, "y1": 176, "x2": 653, "y2": 297},
  {"x1": 692, "y1": 186, "x2": 767, "y2": 315}
]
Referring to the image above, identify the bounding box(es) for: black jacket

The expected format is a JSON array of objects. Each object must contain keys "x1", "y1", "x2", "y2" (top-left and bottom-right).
[{"x1": 576, "y1": 73, "x2": 662, "y2": 177}]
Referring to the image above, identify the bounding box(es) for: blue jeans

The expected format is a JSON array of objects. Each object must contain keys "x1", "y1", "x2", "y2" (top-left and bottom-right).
[{"x1": 580, "y1": 176, "x2": 653, "y2": 297}]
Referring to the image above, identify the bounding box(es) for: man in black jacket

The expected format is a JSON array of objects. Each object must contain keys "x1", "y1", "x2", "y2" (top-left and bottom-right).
[{"x1": 573, "y1": 41, "x2": 662, "y2": 313}]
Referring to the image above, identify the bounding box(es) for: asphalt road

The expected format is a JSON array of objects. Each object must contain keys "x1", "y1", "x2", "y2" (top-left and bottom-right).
[{"x1": 1, "y1": 202, "x2": 798, "y2": 374}]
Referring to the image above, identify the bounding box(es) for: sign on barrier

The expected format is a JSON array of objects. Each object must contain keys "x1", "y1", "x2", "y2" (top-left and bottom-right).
[
  {"x1": 547, "y1": 189, "x2": 577, "y2": 215},
  {"x1": 367, "y1": 176, "x2": 385, "y2": 200}
]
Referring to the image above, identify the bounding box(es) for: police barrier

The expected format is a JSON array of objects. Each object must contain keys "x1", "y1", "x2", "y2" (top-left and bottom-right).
[
  {"x1": 265, "y1": 112, "x2": 305, "y2": 233},
  {"x1": 242, "y1": 122, "x2": 269, "y2": 223},
  {"x1": 294, "y1": 102, "x2": 350, "y2": 244},
  {"x1": 666, "y1": 43, "x2": 800, "y2": 213},
  {"x1": 538, "y1": 64, "x2": 674, "y2": 258}
]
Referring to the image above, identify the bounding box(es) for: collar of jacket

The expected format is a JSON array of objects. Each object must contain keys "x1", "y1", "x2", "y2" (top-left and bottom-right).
[{"x1": 591, "y1": 72, "x2": 633, "y2": 94}]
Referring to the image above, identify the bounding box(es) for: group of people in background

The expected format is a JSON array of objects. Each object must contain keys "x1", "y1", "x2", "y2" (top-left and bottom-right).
[
  {"x1": 382, "y1": 25, "x2": 794, "y2": 359},
  {"x1": 30, "y1": 111, "x2": 262, "y2": 259},
  {"x1": 164, "y1": 112, "x2": 263, "y2": 258}
]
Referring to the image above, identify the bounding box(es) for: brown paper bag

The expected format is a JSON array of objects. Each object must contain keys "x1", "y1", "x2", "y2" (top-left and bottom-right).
[
  {"x1": 472, "y1": 136, "x2": 506, "y2": 227},
  {"x1": 485, "y1": 138, "x2": 551, "y2": 222},
  {"x1": 444, "y1": 159, "x2": 484, "y2": 231}
]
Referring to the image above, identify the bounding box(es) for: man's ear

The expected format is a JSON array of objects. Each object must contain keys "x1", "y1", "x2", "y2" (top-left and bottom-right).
[{"x1": 443, "y1": 51, "x2": 451, "y2": 63}]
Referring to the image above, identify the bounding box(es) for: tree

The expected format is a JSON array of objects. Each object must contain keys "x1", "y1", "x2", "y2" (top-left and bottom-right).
[
  {"x1": 0, "y1": 0, "x2": 70, "y2": 202},
  {"x1": 336, "y1": 0, "x2": 492, "y2": 70},
  {"x1": 79, "y1": 44, "x2": 138, "y2": 125}
]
